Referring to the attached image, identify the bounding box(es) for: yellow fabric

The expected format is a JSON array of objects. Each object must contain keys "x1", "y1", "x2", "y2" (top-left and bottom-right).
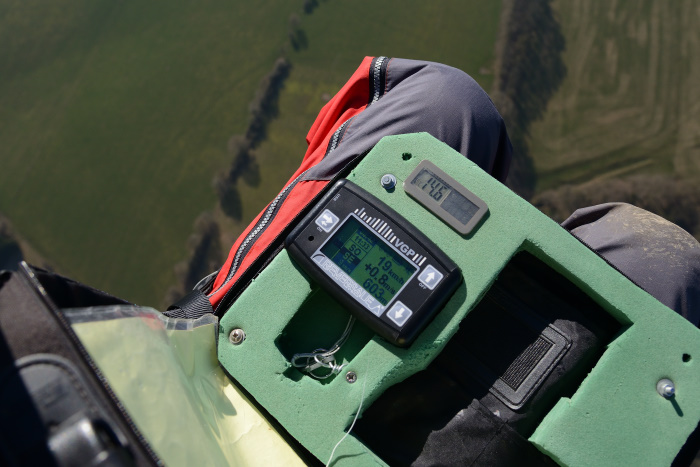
[{"x1": 70, "y1": 309, "x2": 306, "y2": 467}]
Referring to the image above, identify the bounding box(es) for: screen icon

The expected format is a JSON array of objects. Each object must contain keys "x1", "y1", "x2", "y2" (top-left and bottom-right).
[{"x1": 315, "y1": 209, "x2": 339, "y2": 232}]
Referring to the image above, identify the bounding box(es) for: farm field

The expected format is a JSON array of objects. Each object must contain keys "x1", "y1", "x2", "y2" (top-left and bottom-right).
[
  {"x1": 0, "y1": 0, "x2": 302, "y2": 305},
  {"x1": 3, "y1": 0, "x2": 699, "y2": 305},
  {"x1": 228, "y1": 0, "x2": 503, "y2": 248},
  {"x1": 529, "y1": 0, "x2": 700, "y2": 192},
  {"x1": 0, "y1": 1, "x2": 504, "y2": 306}
]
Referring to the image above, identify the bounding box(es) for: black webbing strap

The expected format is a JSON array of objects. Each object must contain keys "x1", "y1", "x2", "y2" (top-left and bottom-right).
[
  {"x1": 0, "y1": 265, "x2": 160, "y2": 466},
  {"x1": 164, "y1": 289, "x2": 214, "y2": 319}
]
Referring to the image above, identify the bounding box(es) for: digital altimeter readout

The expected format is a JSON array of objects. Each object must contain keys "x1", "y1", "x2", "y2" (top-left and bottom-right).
[
  {"x1": 319, "y1": 215, "x2": 417, "y2": 311},
  {"x1": 404, "y1": 160, "x2": 488, "y2": 235},
  {"x1": 410, "y1": 169, "x2": 481, "y2": 225}
]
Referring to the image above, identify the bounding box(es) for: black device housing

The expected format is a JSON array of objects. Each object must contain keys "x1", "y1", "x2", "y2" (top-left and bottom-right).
[{"x1": 285, "y1": 179, "x2": 461, "y2": 347}]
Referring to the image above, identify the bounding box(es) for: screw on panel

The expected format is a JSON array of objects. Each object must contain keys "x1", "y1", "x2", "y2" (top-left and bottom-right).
[
  {"x1": 657, "y1": 378, "x2": 675, "y2": 398},
  {"x1": 346, "y1": 371, "x2": 357, "y2": 384},
  {"x1": 229, "y1": 328, "x2": 246, "y2": 345},
  {"x1": 380, "y1": 174, "x2": 397, "y2": 190}
]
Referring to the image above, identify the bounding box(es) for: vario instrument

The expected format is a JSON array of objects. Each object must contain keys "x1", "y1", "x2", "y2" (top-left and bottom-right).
[{"x1": 286, "y1": 177, "x2": 467, "y2": 347}]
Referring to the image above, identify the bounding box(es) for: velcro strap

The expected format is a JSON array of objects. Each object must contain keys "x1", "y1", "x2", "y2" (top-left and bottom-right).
[{"x1": 164, "y1": 289, "x2": 214, "y2": 319}]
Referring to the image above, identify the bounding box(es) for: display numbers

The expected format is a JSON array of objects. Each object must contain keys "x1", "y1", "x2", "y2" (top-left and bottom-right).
[
  {"x1": 412, "y1": 169, "x2": 453, "y2": 204},
  {"x1": 406, "y1": 163, "x2": 488, "y2": 234},
  {"x1": 320, "y1": 216, "x2": 416, "y2": 307},
  {"x1": 359, "y1": 255, "x2": 403, "y2": 304},
  {"x1": 421, "y1": 176, "x2": 449, "y2": 201}
]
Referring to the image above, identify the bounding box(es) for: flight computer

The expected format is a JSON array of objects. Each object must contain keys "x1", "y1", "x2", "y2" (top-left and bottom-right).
[{"x1": 286, "y1": 162, "x2": 488, "y2": 346}]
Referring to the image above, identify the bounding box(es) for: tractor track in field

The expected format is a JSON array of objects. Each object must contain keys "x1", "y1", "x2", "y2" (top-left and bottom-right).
[{"x1": 529, "y1": 0, "x2": 700, "y2": 191}]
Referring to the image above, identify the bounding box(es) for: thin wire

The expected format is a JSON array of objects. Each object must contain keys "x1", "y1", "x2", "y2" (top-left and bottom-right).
[
  {"x1": 192, "y1": 269, "x2": 219, "y2": 292},
  {"x1": 326, "y1": 379, "x2": 366, "y2": 467},
  {"x1": 291, "y1": 316, "x2": 355, "y2": 379}
]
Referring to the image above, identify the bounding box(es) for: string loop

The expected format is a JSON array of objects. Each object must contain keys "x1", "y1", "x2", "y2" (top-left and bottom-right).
[{"x1": 291, "y1": 316, "x2": 355, "y2": 379}]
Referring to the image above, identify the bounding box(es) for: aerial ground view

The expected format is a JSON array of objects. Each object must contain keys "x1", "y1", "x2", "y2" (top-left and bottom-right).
[
  {"x1": 1, "y1": 0, "x2": 698, "y2": 309},
  {"x1": 2, "y1": 1, "x2": 700, "y2": 466}
]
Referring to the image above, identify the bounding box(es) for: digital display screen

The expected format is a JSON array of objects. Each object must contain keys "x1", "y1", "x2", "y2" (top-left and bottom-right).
[
  {"x1": 411, "y1": 168, "x2": 480, "y2": 225},
  {"x1": 320, "y1": 216, "x2": 416, "y2": 306}
]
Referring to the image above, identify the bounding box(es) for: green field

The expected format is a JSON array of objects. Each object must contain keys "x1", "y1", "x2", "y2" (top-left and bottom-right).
[
  {"x1": 0, "y1": 1, "x2": 503, "y2": 306},
  {"x1": 4, "y1": 0, "x2": 697, "y2": 306},
  {"x1": 0, "y1": 0, "x2": 303, "y2": 305},
  {"x1": 529, "y1": 0, "x2": 700, "y2": 192},
  {"x1": 232, "y1": 0, "x2": 502, "y2": 246}
]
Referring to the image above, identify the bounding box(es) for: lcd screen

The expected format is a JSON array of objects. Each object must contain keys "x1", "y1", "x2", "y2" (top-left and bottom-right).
[
  {"x1": 320, "y1": 216, "x2": 416, "y2": 306},
  {"x1": 411, "y1": 168, "x2": 480, "y2": 226}
]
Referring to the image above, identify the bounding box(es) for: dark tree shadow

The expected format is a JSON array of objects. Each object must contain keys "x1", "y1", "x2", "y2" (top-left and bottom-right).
[
  {"x1": 303, "y1": 0, "x2": 319, "y2": 15},
  {"x1": 495, "y1": 0, "x2": 567, "y2": 199},
  {"x1": 241, "y1": 158, "x2": 261, "y2": 188},
  {"x1": 290, "y1": 29, "x2": 308, "y2": 51},
  {"x1": 214, "y1": 174, "x2": 243, "y2": 221},
  {"x1": 245, "y1": 58, "x2": 292, "y2": 147}
]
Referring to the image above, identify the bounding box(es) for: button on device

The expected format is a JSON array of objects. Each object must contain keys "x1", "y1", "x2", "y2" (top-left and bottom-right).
[
  {"x1": 315, "y1": 209, "x2": 339, "y2": 232},
  {"x1": 386, "y1": 301, "x2": 413, "y2": 327},
  {"x1": 418, "y1": 265, "x2": 443, "y2": 290}
]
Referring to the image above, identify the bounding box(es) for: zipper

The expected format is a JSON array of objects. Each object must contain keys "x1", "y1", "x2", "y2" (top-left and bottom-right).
[
  {"x1": 18, "y1": 263, "x2": 163, "y2": 466},
  {"x1": 213, "y1": 57, "x2": 391, "y2": 311},
  {"x1": 209, "y1": 169, "x2": 309, "y2": 299},
  {"x1": 325, "y1": 117, "x2": 354, "y2": 155},
  {"x1": 323, "y1": 56, "x2": 389, "y2": 157},
  {"x1": 368, "y1": 56, "x2": 390, "y2": 105}
]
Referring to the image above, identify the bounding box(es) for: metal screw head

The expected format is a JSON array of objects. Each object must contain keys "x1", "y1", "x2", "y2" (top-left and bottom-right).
[
  {"x1": 657, "y1": 378, "x2": 675, "y2": 398},
  {"x1": 346, "y1": 371, "x2": 357, "y2": 384},
  {"x1": 380, "y1": 174, "x2": 397, "y2": 190},
  {"x1": 229, "y1": 328, "x2": 246, "y2": 345}
]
